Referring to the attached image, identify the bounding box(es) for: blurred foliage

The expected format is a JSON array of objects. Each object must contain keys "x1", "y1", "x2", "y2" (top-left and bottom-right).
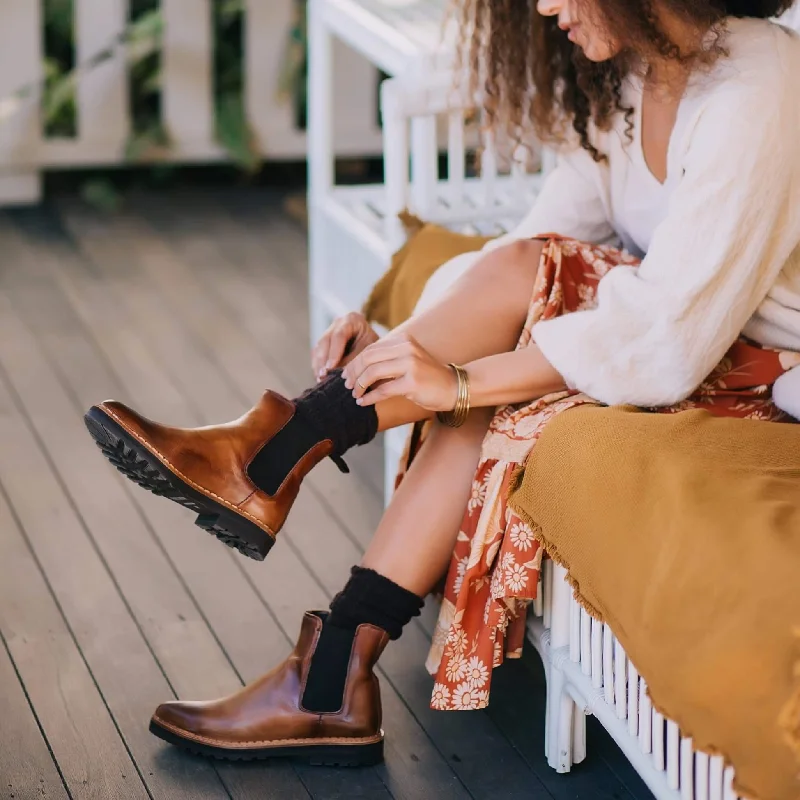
[
  {"x1": 42, "y1": 0, "x2": 260, "y2": 167},
  {"x1": 43, "y1": 0, "x2": 76, "y2": 137},
  {"x1": 277, "y1": 1, "x2": 308, "y2": 129},
  {"x1": 19, "y1": 0, "x2": 312, "y2": 207}
]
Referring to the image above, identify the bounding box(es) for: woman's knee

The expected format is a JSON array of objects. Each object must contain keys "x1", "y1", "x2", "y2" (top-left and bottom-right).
[
  {"x1": 414, "y1": 251, "x2": 477, "y2": 315},
  {"x1": 490, "y1": 239, "x2": 544, "y2": 272},
  {"x1": 415, "y1": 239, "x2": 542, "y2": 315},
  {"x1": 464, "y1": 238, "x2": 544, "y2": 294},
  {"x1": 475, "y1": 239, "x2": 543, "y2": 304}
]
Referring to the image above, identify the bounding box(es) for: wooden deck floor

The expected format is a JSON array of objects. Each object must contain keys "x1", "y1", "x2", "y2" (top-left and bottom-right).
[{"x1": 0, "y1": 189, "x2": 652, "y2": 800}]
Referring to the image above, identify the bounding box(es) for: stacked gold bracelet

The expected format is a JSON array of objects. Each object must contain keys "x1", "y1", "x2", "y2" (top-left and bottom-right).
[{"x1": 437, "y1": 363, "x2": 471, "y2": 428}]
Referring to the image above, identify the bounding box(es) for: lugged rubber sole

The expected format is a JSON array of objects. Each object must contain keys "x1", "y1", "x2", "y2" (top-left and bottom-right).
[
  {"x1": 84, "y1": 406, "x2": 274, "y2": 561},
  {"x1": 148, "y1": 719, "x2": 384, "y2": 766}
]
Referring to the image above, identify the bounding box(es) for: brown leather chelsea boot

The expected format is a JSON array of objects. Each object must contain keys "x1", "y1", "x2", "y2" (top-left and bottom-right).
[
  {"x1": 149, "y1": 611, "x2": 389, "y2": 765},
  {"x1": 84, "y1": 391, "x2": 333, "y2": 561}
]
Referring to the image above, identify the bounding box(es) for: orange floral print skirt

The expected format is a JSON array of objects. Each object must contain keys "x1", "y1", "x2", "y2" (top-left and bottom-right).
[{"x1": 395, "y1": 236, "x2": 799, "y2": 713}]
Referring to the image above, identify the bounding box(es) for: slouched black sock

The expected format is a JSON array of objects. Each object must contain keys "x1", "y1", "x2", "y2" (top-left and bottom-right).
[
  {"x1": 246, "y1": 370, "x2": 379, "y2": 494},
  {"x1": 328, "y1": 566, "x2": 424, "y2": 641},
  {"x1": 301, "y1": 568, "x2": 424, "y2": 714},
  {"x1": 294, "y1": 370, "x2": 378, "y2": 458}
]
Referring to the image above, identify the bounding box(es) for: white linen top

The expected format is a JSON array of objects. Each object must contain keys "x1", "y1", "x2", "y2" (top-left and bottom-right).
[{"x1": 426, "y1": 17, "x2": 800, "y2": 407}]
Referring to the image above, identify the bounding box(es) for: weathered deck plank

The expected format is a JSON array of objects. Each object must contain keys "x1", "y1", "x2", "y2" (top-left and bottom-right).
[
  {"x1": 0, "y1": 397, "x2": 149, "y2": 800},
  {"x1": 0, "y1": 595, "x2": 70, "y2": 800},
  {"x1": 0, "y1": 193, "x2": 653, "y2": 800}
]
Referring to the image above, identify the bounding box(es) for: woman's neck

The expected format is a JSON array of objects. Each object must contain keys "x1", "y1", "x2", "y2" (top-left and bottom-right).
[
  {"x1": 644, "y1": 59, "x2": 690, "y2": 101},
  {"x1": 644, "y1": 9, "x2": 710, "y2": 96}
]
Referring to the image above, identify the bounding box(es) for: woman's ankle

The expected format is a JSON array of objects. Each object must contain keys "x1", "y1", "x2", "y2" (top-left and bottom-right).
[{"x1": 328, "y1": 566, "x2": 424, "y2": 641}]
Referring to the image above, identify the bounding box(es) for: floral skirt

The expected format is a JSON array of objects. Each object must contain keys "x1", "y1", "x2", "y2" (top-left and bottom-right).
[{"x1": 396, "y1": 236, "x2": 799, "y2": 713}]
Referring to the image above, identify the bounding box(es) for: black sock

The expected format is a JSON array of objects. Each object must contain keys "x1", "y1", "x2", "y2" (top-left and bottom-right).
[
  {"x1": 301, "y1": 570, "x2": 424, "y2": 714},
  {"x1": 294, "y1": 370, "x2": 378, "y2": 458},
  {"x1": 246, "y1": 370, "x2": 379, "y2": 494},
  {"x1": 328, "y1": 566, "x2": 424, "y2": 641}
]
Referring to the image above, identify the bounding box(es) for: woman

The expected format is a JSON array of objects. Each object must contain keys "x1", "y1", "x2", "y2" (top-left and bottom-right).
[{"x1": 85, "y1": 0, "x2": 800, "y2": 766}]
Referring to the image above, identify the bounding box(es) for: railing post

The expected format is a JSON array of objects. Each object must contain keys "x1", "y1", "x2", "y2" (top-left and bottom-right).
[
  {"x1": 0, "y1": 0, "x2": 43, "y2": 205},
  {"x1": 163, "y1": 0, "x2": 213, "y2": 156},
  {"x1": 409, "y1": 113, "x2": 438, "y2": 219},
  {"x1": 75, "y1": 0, "x2": 130, "y2": 157},
  {"x1": 380, "y1": 78, "x2": 409, "y2": 252},
  {"x1": 245, "y1": 0, "x2": 296, "y2": 157},
  {"x1": 307, "y1": 0, "x2": 335, "y2": 346}
]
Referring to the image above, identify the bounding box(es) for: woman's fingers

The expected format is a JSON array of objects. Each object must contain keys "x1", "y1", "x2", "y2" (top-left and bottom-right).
[
  {"x1": 351, "y1": 357, "x2": 411, "y2": 398},
  {"x1": 343, "y1": 339, "x2": 414, "y2": 388},
  {"x1": 342, "y1": 331, "x2": 453, "y2": 410},
  {"x1": 311, "y1": 332, "x2": 332, "y2": 379},
  {"x1": 325, "y1": 327, "x2": 354, "y2": 373},
  {"x1": 357, "y1": 375, "x2": 410, "y2": 406},
  {"x1": 312, "y1": 314, "x2": 366, "y2": 378}
]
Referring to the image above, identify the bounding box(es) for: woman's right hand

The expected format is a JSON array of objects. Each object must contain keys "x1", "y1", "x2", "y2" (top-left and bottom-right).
[{"x1": 311, "y1": 312, "x2": 380, "y2": 381}]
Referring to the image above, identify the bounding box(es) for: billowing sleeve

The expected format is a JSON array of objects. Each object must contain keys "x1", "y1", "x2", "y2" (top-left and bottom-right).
[{"x1": 532, "y1": 79, "x2": 800, "y2": 407}]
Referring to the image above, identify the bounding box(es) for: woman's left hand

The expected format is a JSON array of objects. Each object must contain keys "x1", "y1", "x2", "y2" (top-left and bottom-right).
[{"x1": 342, "y1": 333, "x2": 458, "y2": 411}]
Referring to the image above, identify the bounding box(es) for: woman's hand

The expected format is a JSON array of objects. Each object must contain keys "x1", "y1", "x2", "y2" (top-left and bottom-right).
[
  {"x1": 342, "y1": 333, "x2": 458, "y2": 410},
  {"x1": 311, "y1": 312, "x2": 379, "y2": 381}
]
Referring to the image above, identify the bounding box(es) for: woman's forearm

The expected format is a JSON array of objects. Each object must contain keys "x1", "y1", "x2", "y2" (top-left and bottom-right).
[{"x1": 464, "y1": 346, "x2": 566, "y2": 408}]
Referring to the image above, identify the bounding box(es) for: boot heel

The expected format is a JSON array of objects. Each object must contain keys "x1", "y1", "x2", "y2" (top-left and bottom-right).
[
  {"x1": 194, "y1": 511, "x2": 274, "y2": 561},
  {"x1": 307, "y1": 740, "x2": 384, "y2": 767}
]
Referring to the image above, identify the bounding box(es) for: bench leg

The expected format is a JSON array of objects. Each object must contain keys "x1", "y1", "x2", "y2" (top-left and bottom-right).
[
  {"x1": 546, "y1": 563, "x2": 588, "y2": 771},
  {"x1": 546, "y1": 663, "x2": 588, "y2": 772},
  {"x1": 547, "y1": 665, "x2": 576, "y2": 772},
  {"x1": 572, "y1": 702, "x2": 587, "y2": 764}
]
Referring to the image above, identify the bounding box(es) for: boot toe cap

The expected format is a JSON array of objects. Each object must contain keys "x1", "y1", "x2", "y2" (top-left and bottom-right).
[
  {"x1": 96, "y1": 400, "x2": 163, "y2": 440},
  {"x1": 152, "y1": 700, "x2": 211, "y2": 739}
]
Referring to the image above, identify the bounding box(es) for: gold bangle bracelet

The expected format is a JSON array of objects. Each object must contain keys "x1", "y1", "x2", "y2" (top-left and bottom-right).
[{"x1": 437, "y1": 364, "x2": 471, "y2": 428}]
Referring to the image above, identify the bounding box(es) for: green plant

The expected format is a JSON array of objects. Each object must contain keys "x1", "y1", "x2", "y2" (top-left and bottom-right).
[
  {"x1": 43, "y1": 0, "x2": 170, "y2": 150},
  {"x1": 277, "y1": 0, "x2": 308, "y2": 129}
]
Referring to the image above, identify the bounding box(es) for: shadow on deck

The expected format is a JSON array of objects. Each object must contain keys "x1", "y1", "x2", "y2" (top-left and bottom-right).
[{"x1": 0, "y1": 189, "x2": 652, "y2": 800}]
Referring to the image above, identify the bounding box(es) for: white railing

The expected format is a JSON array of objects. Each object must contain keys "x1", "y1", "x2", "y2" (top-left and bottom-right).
[{"x1": 0, "y1": 0, "x2": 383, "y2": 205}]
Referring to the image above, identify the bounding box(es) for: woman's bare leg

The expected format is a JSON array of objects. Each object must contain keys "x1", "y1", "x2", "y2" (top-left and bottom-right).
[
  {"x1": 359, "y1": 241, "x2": 544, "y2": 591},
  {"x1": 361, "y1": 407, "x2": 494, "y2": 595},
  {"x1": 370, "y1": 240, "x2": 543, "y2": 431}
]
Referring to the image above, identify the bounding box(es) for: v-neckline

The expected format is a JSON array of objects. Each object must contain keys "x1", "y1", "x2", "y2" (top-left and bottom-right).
[{"x1": 634, "y1": 76, "x2": 685, "y2": 187}]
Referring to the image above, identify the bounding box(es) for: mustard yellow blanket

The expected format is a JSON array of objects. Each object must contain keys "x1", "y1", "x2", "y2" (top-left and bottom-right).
[{"x1": 509, "y1": 405, "x2": 800, "y2": 800}]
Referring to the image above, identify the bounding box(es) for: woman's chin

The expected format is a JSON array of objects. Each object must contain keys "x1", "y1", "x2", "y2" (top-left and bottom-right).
[
  {"x1": 581, "y1": 44, "x2": 615, "y2": 62},
  {"x1": 574, "y1": 36, "x2": 620, "y2": 63}
]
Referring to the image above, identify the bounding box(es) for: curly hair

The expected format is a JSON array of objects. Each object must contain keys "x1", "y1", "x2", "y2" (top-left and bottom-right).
[{"x1": 456, "y1": 0, "x2": 795, "y2": 160}]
